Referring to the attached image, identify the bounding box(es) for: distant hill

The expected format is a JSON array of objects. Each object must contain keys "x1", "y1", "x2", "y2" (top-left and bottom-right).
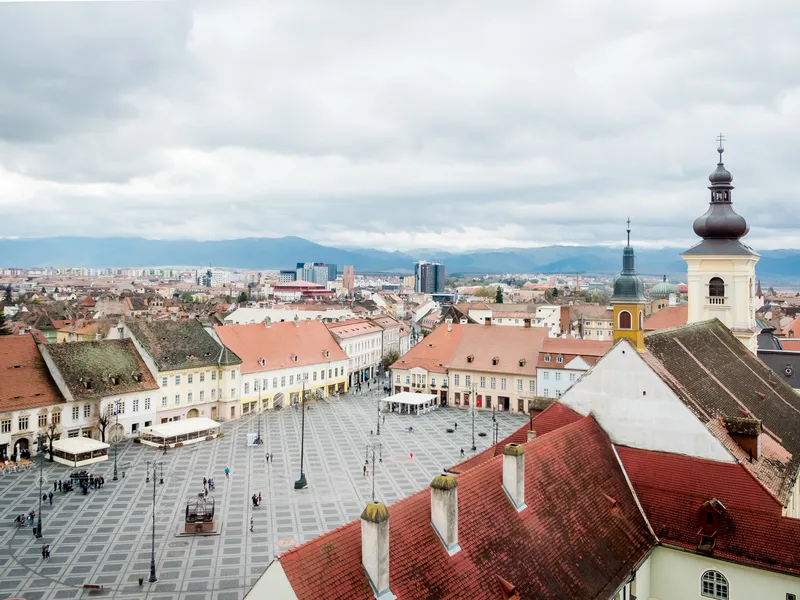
[{"x1": 1, "y1": 236, "x2": 799, "y2": 281}]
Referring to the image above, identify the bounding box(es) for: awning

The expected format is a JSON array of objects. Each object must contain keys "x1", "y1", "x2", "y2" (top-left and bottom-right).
[
  {"x1": 52, "y1": 437, "x2": 110, "y2": 454},
  {"x1": 139, "y1": 417, "x2": 220, "y2": 439}
]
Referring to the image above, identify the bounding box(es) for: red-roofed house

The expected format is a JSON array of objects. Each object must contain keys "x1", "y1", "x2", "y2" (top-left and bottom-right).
[
  {"x1": 214, "y1": 319, "x2": 349, "y2": 411},
  {"x1": 0, "y1": 333, "x2": 66, "y2": 461},
  {"x1": 248, "y1": 417, "x2": 656, "y2": 600},
  {"x1": 536, "y1": 337, "x2": 612, "y2": 399},
  {"x1": 326, "y1": 318, "x2": 384, "y2": 387}
]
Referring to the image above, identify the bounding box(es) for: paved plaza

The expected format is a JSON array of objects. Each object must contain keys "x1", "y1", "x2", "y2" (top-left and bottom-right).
[{"x1": 0, "y1": 391, "x2": 527, "y2": 600}]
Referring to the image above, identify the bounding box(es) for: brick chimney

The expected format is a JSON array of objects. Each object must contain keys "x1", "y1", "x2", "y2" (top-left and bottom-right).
[
  {"x1": 361, "y1": 502, "x2": 395, "y2": 599},
  {"x1": 430, "y1": 474, "x2": 460, "y2": 555},
  {"x1": 502, "y1": 444, "x2": 527, "y2": 512}
]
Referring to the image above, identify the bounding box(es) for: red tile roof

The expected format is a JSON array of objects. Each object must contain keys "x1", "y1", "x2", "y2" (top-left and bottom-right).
[
  {"x1": 325, "y1": 318, "x2": 383, "y2": 339},
  {"x1": 450, "y1": 402, "x2": 583, "y2": 474},
  {"x1": 781, "y1": 339, "x2": 800, "y2": 351},
  {"x1": 618, "y1": 446, "x2": 800, "y2": 576},
  {"x1": 643, "y1": 305, "x2": 688, "y2": 331},
  {"x1": 214, "y1": 321, "x2": 347, "y2": 374},
  {"x1": 0, "y1": 333, "x2": 65, "y2": 412},
  {"x1": 390, "y1": 322, "x2": 464, "y2": 374},
  {"x1": 277, "y1": 417, "x2": 654, "y2": 599},
  {"x1": 446, "y1": 325, "x2": 548, "y2": 376}
]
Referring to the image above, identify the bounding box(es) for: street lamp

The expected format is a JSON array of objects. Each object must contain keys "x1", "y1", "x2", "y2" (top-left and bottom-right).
[
  {"x1": 471, "y1": 383, "x2": 477, "y2": 452},
  {"x1": 112, "y1": 400, "x2": 120, "y2": 481},
  {"x1": 294, "y1": 381, "x2": 308, "y2": 490},
  {"x1": 147, "y1": 461, "x2": 162, "y2": 583},
  {"x1": 35, "y1": 434, "x2": 45, "y2": 539}
]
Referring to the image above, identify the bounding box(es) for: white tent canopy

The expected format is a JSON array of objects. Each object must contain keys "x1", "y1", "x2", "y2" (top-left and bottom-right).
[
  {"x1": 52, "y1": 437, "x2": 110, "y2": 467},
  {"x1": 381, "y1": 392, "x2": 438, "y2": 415},
  {"x1": 53, "y1": 437, "x2": 109, "y2": 454},
  {"x1": 138, "y1": 417, "x2": 221, "y2": 448}
]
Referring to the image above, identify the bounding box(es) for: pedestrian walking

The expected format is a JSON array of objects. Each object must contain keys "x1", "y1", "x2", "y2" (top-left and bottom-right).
[
  {"x1": 265, "y1": 452, "x2": 270, "y2": 462},
  {"x1": 250, "y1": 517, "x2": 254, "y2": 533},
  {"x1": 53, "y1": 481, "x2": 57, "y2": 492},
  {"x1": 48, "y1": 492, "x2": 53, "y2": 505},
  {"x1": 224, "y1": 467, "x2": 230, "y2": 478},
  {"x1": 382, "y1": 415, "x2": 385, "y2": 425},
  {"x1": 454, "y1": 422, "x2": 458, "y2": 430},
  {"x1": 258, "y1": 492, "x2": 262, "y2": 505},
  {"x1": 42, "y1": 544, "x2": 47, "y2": 560},
  {"x1": 42, "y1": 493, "x2": 47, "y2": 503},
  {"x1": 460, "y1": 448, "x2": 465, "y2": 458},
  {"x1": 58, "y1": 480, "x2": 62, "y2": 492},
  {"x1": 203, "y1": 477, "x2": 207, "y2": 488},
  {"x1": 45, "y1": 545, "x2": 51, "y2": 560},
  {"x1": 363, "y1": 464, "x2": 367, "y2": 477}
]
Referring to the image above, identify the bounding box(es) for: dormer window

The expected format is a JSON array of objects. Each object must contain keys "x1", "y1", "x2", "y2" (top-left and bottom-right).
[
  {"x1": 519, "y1": 359, "x2": 526, "y2": 367},
  {"x1": 556, "y1": 356, "x2": 563, "y2": 364},
  {"x1": 467, "y1": 355, "x2": 474, "y2": 363},
  {"x1": 492, "y1": 357, "x2": 499, "y2": 366},
  {"x1": 544, "y1": 355, "x2": 551, "y2": 363},
  {"x1": 291, "y1": 355, "x2": 298, "y2": 362},
  {"x1": 258, "y1": 358, "x2": 266, "y2": 367},
  {"x1": 110, "y1": 376, "x2": 120, "y2": 386}
]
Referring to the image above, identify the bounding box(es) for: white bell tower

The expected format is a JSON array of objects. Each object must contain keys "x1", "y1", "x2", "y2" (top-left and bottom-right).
[{"x1": 682, "y1": 136, "x2": 759, "y2": 353}]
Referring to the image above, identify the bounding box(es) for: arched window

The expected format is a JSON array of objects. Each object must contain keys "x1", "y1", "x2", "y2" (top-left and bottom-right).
[
  {"x1": 618, "y1": 310, "x2": 632, "y2": 330},
  {"x1": 701, "y1": 570, "x2": 728, "y2": 599},
  {"x1": 709, "y1": 277, "x2": 725, "y2": 298}
]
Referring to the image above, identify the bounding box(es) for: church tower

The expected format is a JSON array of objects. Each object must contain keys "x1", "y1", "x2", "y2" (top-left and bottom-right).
[
  {"x1": 682, "y1": 136, "x2": 759, "y2": 354},
  {"x1": 611, "y1": 219, "x2": 648, "y2": 351}
]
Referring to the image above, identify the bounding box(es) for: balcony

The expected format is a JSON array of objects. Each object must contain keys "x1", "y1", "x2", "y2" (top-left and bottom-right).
[{"x1": 706, "y1": 296, "x2": 728, "y2": 307}]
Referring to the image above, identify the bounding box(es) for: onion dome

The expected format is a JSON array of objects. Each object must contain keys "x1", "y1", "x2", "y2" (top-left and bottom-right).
[
  {"x1": 650, "y1": 275, "x2": 679, "y2": 299},
  {"x1": 692, "y1": 137, "x2": 749, "y2": 239},
  {"x1": 611, "y1": 220, "x2": 647, "y2": 303}
]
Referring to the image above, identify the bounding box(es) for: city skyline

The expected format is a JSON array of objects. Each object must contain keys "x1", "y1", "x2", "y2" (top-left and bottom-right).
[{"x1": 0, "y1": 1, "x2": 799, "y2": 250}]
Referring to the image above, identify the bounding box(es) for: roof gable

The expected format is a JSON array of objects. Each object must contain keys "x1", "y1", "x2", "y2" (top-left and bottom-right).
[{"x1": 560, "y1": 340, "x2": 733, "y2": 463}]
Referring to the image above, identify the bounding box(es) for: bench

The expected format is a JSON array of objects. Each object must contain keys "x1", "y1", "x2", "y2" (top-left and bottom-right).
[{"x1": 83, "y1": 584, "x2": 103, "y2": 591}]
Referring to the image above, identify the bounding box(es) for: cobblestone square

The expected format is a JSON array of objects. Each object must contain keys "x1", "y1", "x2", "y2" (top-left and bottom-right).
[{"x1": 0, "y1": 392, "x2": 526, "y2": 600}]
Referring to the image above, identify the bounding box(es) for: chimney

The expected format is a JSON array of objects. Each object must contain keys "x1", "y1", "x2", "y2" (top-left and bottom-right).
[
  {"x1": 723, "y1": 416, "x2": 762, "y2": 461},
  {"x1": 502, "y1": 444, "x2": 527, "y2": 512},
  {"x1": 265, "y1": 316, "x2": 271, "y2": 328},
  {"x1": 294, "y1": 315, "x2": 300, "y2": 328},
  {"x1": 445, "y1": 317, "x2": 453, "y2": 332},
  {"x1": 526, "y1": 429, "x2": 536, "y2": 442},
  {"x1": 484, "y1": 317, "x2": 491, "y2": 326},
  {"x1": 95, "y1": 332, "x2": 102, "y2": 342},
  {"x1": 430, "y1": 474, "x2": 460, "y2": 555},
  {"x1": 360, "y1": 502, "x2": 394, "y2": 599}
]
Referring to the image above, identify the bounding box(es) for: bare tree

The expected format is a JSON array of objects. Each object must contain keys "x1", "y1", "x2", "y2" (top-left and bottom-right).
[
  {"x1": 38, "y1": 421, "x2": 63, "y2": 462},
  {"x1": 93, "y1": 405, "x2": 112, "y2": 443}
]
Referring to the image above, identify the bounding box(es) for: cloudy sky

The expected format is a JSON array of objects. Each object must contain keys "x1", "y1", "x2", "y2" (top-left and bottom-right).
[{"x1": 1, "y1": 0, "x2": 799, "y2": 251}]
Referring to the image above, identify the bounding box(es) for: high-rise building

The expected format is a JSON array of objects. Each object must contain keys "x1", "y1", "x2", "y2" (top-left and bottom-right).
[
  {"x1": 414, "y1": 261, "x2": 445, "y2": 294},
  {"x1": 327, "y1": 264, "x2": 337, "y2": 281},
  {"x1": 296, "y1": 262, "x2": 331, "y2": 286},
  {"x1": 343, "y1": 265, "x2": 355, "y2": 292},
  {"x1": 279, "y1": 270, "x2": 297, "y2": 283}
]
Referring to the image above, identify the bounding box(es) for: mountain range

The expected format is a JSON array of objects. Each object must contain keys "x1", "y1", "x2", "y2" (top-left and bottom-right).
[{"x1": 1, "y1": 236, "x2": 799, "y2": 281}]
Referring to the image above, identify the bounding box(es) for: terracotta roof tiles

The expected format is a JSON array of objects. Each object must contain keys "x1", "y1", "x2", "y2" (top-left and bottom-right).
[
  {"x1": 214, "y1": 321, "x2": 347, "y2": 374},
  {"x1": 643, "y1": 305, "x2": 689, "y2": 331},
  {"x1": 0, "y1": 333, "x2": 65, "y2": 412},
  {"x1": 277, "y1": 417, "x2": 654, "y2": 599}
]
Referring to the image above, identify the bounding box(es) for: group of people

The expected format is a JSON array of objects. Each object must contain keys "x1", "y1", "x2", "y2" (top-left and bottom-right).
[
  {"x1": 14, "y1": 510, "x2": 36, "y2": 527},
  {"x1": 41, "y1": 491, "x2": 54, "y2": 505},
  {"x1": 41, "y1": 544, "x2": 52, "y2": 560},
  {"x1": 201, "y1": 477, "x2": 216, "y2": 497},
  {"x1": 251, "y1": 492, "x2": 263, "y2": 507}
]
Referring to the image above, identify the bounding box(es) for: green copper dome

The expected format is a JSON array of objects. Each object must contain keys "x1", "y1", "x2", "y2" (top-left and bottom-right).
[
  {"x1": 650, "y1": 275, "x2": 679, "y2": 299},
  {"x1": 611, "y1": 221, "x2": 647, "y2": 304}
]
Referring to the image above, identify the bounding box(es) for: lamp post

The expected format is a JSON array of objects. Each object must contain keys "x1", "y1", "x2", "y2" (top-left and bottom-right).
[
  {"x1": 471, "y1": 383, "x2": 477, "y2": 452},
  {"x1": 294, "y1": 380, "x2": 308, "y2": 490},
  {"x1": 112, "y1": 400, "x2": 119, "y2": 481},
  {"x1": 365, "y1": 442, "x2": 382, "y2": 502},
  {"x1": 147, "y1": 461, "x2": 161, "y2": 583},
  {"x1": 256, "y1": 382, "x2": 262, "y2": 444},
  {"x1": 36, "y1": 434, "x2": 45, "y2": 539}
]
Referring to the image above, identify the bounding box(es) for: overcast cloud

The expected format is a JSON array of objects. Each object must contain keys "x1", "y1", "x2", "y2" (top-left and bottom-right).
[{"x1": 0, "y1": 0, "x2": 799, "y2": 251}]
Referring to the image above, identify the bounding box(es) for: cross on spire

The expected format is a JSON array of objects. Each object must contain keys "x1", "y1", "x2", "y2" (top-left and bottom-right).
[
  {"x1": 717, "y1": 133, "x2": 726, "y2": 162},
  {"x1": 717, "y1": 132, "x2": 725, "y2": 149},
  {"x1": 626, "y1": 217, "x2": 631, "y2": 246}
]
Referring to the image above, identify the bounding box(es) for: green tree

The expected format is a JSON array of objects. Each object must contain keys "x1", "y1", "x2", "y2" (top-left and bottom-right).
[
  {"x1": 495, "y1": 287, "x2": 503, "y2": 304},
  {"x1": 237, "y1": 291, "x2": 248, "y2": 303},
  {"x1": 179, "y1": 292, "x2": 195, "y2": 302},
  {"x1": 4, "y1": 284, "x2": 12, "y2": 304},
  {"x1": 0, "y1": 304, "x2": 10, "y2": 335},
  {"x1": 551, "y1": 287, "x2": 558, "y2": 297},
  {"x1": 474, "y1": 286, "x2": 495, "y2": 298},
  {"x1": 381, "y1": 350, "x2": 400, "y2": 371}
]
